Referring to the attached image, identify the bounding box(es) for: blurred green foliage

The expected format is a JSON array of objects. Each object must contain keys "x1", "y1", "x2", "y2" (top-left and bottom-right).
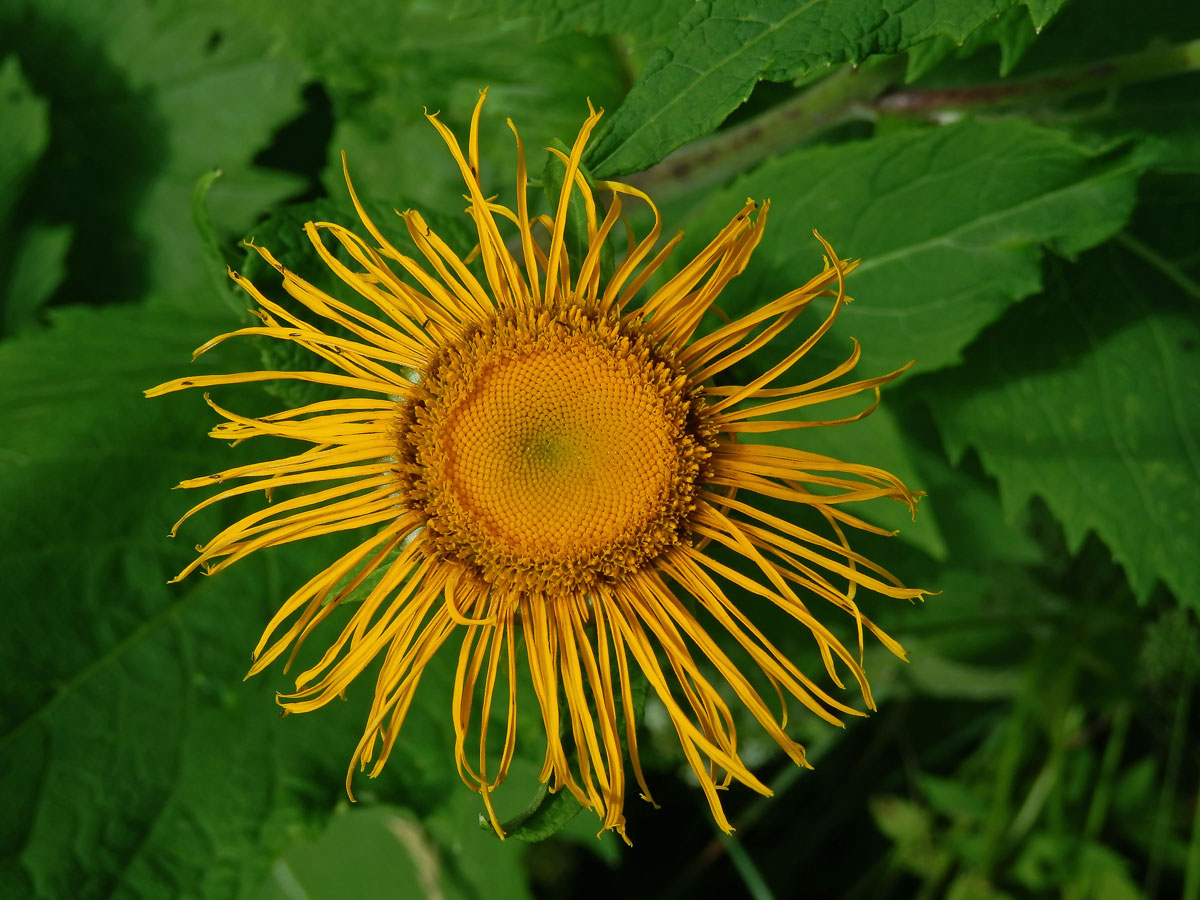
[{"x1": 1, "y1": 0, "x2": 1198, "y2": 897}]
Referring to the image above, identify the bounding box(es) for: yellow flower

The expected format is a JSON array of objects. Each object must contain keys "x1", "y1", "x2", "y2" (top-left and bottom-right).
[{"x1": 147, "y1": 90, "x2": 925, "y2": 841}]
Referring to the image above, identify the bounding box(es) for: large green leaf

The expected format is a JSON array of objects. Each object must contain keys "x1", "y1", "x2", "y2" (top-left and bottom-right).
[
  {"x1": 584, "y1": 0, "x2": 1059, "y2": 176},
  {"x1": 684, "y1": 119, "x2": 1153, "y2": 378},
  {"x1": 0, "y1": 0, "x2": 306, "y2": 312},
  {"x1": 0, "y1": 305, "x2": 459, "y2": 898},
  {"x1": 927, "y1": 245, "x2": 1200, "y2": 607}
]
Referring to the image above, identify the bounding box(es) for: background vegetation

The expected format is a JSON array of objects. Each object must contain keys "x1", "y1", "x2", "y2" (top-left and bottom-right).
[{"x1": 1, "y1": 0, "x2": 1198, "y2": 897}]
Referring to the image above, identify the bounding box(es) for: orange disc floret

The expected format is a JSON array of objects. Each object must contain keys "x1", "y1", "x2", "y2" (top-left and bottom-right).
[{"x1": 395, "y1": 305, "x2": 716, "y2": 594}]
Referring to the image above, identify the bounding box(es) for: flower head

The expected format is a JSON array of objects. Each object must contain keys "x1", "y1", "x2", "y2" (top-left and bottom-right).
[{"x1": 148, "y1": 90, "x2": 925, "y2": 841}]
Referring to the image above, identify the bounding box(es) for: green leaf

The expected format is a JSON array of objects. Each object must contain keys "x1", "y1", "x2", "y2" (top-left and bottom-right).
[
  {"x1": 228, "y1": 0, "x2": 626, "y2": 215},
  {"x1": 584, "y1": 0, "x2": 1063, "y2": 176},
  {"x1": 945, "y1": 871, "x2": 1018, "y2": 900},
  {"x1": 903, "y1": 646, "x2": 1024, "y2": 700},
  {"x1": 0, "y1": 0, "x2": 306, "y2": 311},
  {"x1": 3, "y1": 223, "x2": 70, "y2": 334},
  {"x1": 0, "y1": 304, "x2": 459, "y2": 898},
  {"x1": 0, "y1": 55, "x2": 46, "y2": 225},
  {"x1": 1106, "y1": 79, "x2": 1200, "y2": 176},
  {"x1": 927, "y1": 244, "x2": 1200, "y2": 608},
  {"x1": 1022, "y1": 0, "x2": 1072, "y2": 30},
  {"x1": 255, "y1": 807, "x2": 443, "y2": 900},
  {"x1": 909, "y1": 439, "x2": 1043, "y2": 568},
  {"x1": 870, "y1": 795, "x2": 947, "y2": 877},
  {"x1": 1015, "y1": 0, "x2": 1200, "y2": 70},
  {"x1": 1064, "y1": 842, "x2": 1144, "y2": 900},
  {"x1": 1013, "y1": 836, "x2": 1144, "y2": 899},
  {"x1": 904, "y1": 2, "x2": 1063, "y2": 81},
  {"x1": 685, "y1": 119, "x2": 1153, "y2": 378},
  {"x1": 427, "y1": 790, "x2": 540, "y2": 900},
  {"x1": 0, "y1": 55, "x2": 65, "y2": 335},
  {"x1": 255, "y1": 802, "x2": 535, "y2": 900},
  {"x1": 903, "y1": 0, "x2": 1073, "y2": 80},
  {"x1": 450, "y1": 0, "x2": 695, "y2": 57},
  {"x1": 918, "y1": 773, "x2": 991, "y2": 822},
  {"x1": 1003, "y1": 0, "x2": 1200, "y2": 176},
  {"x1": 489, "y1": 781, "x2": 584, "y2": 844}
]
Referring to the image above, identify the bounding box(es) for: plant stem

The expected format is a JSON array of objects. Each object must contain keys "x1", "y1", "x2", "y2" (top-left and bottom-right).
[
  {"x1": 718, "y1": 831, "x2": 777, "y2": 900},
  {"x1": 633, "y1": 38, "x2": 1200, "y2": 198},
  {"x1": 1147, "y1": 644, "x2": 1195, "y2": 897},
  {"x1": 1083, "y1": 702, "x2": 1132, "y2": 841},
  {"x1": 627, "y1": 56, "x2": 906, "y2": 201},
  {"x1": 1186, "y1": 779, "x2": 1200, "y2": 900},
  {"x1": 878, "y1": 38, "x2": 1200, "y2": 115}
]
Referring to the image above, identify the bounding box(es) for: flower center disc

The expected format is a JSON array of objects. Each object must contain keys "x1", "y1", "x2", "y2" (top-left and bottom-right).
[
  {"x1": 446, "y1": 346, "x2": 672, "y2": 553},
  {"x1": 397, "y1": 310, "x2": 712, "y2": 593}
]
